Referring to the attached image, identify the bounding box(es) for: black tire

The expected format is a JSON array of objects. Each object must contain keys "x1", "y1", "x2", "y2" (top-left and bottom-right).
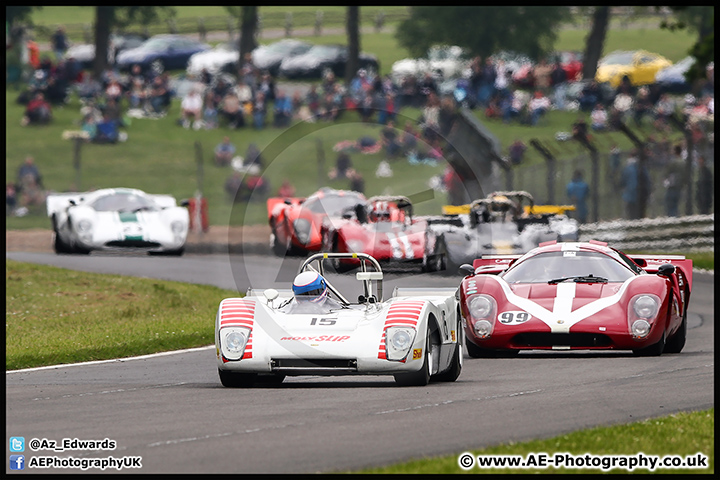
[
  {"x1": 149, "y1": 248, "x2": 184, "y2": 256},
  {"x1": 633, "y1": 331, "x2": 666, "y2": 357},
  {"x1": 394, "y1": 326, "x2": 432, "y2": 387},
  {"x1": 270, "y1": 230, "x2": 289, "y2": 257},
  {"x1": 433, "y1": 316, "x2": 463, "y2": 382},
  {"x1": 255, "y1": 374, "x2": 286, "y2": 385},
  {"x1": 53, "y1": 230, "x2": 74, "y2": 254},
  {"x1": 218, "y1": 369, "x2": 257, "y2": 388},
  {"x1": 663, "y1": 308, "x2": 687, "y2": 354}
]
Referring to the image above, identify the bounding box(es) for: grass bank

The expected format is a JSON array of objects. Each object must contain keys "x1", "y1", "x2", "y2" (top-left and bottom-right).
[
  {"x1": 355, "y1": 408, "x2": 713, "y2": 474},
  {"x1": 5, "y1": 259, "x2": 237, "y2": 370}
]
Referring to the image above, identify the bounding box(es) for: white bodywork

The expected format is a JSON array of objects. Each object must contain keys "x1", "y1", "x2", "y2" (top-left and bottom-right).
[
  {"x1": 391, "y1": 45, "x2": 470, "y2": 82},
  {"x1": 47, "y1": 187, "x2": 189, "y2": 255},
  {"x1": 215, "y1": 253, "x2": 463, "y2": 386},
  {"x1": 187, "y1": 43, "x2": 239, "y2": 76}
]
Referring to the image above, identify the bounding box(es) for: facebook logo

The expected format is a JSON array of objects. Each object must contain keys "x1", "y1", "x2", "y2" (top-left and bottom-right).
[
  {"x1": 10, "y1": 455, "x2": 25, "y2": 470},
  {"x1": 10, "y1": 437, "x2": 25, "y2": 452}
]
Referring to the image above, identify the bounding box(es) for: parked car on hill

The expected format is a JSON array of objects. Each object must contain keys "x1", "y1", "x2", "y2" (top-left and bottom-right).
[
  {"x1": 278, "y1": 44, "x2": 379, "y2": 79},
  {"x1": 116, "y1": 34, "x2": 211, "y2": 75},
  {"x1": 391, "y1": 45, "x2": 470, "y2": 82},
  {"x1": 64, "y1": 33, "x2": 148, "y2": 70},
  {"x1": 595, "y1": 50, "x2": 672, "y2": 88}
]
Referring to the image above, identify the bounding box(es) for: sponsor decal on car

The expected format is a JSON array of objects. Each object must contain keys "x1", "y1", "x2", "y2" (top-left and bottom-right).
[
  {"x1": 280, "y1": 335, "x2": 351, "y2": 342},
  {"x1": 413, "y1": 348, "x2": 422, "y2": 360}
]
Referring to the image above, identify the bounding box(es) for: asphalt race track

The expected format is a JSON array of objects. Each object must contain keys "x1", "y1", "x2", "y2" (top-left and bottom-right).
[{"x1": 5, "y1": 252, "x2": 715, "y2": 473}]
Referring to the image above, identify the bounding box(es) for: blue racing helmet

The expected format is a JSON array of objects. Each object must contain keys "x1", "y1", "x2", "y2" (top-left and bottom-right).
[{"x1": 292, "y1": 271, "x2": 328, "y2": 302}]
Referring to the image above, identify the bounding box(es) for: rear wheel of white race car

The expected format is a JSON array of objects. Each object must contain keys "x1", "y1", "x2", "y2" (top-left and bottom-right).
[
  {"x1": 394, "y1": 326, "x2": 432, "y2": 387},
  {"x1": 218, "y1": 369, "x2": 257, "y2": 388},
  {"x1": 434, "y1": 316, "x2": 463, "y2": 382}
]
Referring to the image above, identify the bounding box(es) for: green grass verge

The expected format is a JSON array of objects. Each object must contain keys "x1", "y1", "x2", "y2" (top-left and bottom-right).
[
  {"x1": 355, "y1": 408, "x2": 714, "y2": 474},
  {"x1": 5, "y1": 259, "x2": 238, "y2": 370}
]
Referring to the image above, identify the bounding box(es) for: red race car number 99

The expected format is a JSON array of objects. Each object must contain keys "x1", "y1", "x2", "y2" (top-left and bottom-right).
[{"x1": 498, "y1": 311, "x2": 531, "y2": 325}]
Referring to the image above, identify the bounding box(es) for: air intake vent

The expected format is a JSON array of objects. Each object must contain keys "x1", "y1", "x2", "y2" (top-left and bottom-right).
[{"x1": 511, "y1": 332, "x2": 613, "y2": 348}]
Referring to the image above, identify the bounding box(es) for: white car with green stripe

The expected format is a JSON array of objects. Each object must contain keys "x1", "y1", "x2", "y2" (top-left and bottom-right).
[{"x1": 47, "y1": 188, "x2": 189, "y2": 255}]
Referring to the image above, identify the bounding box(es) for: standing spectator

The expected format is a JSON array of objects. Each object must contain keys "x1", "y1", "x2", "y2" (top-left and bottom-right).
[
  {"x1": 662, "y1": 145, "x2": 687, "y2": 217},
  {"x1": 493, "y1": 60, "x2": 510, "y2": 101},
  {"x1": 419, "y1": 92, "x2": 441, "y2": 142},
  {"x1": 180, "y1": 88, "x2": 203, "y2": 128},
  {"x1": 695, "y1": 155, "x2": 713, "y2": 214},
  {"x1": 377, "y1": 92, "x2": 396, "y2": 125},
  {"x1": 619, "y1": 152, "x2": 651, "y2": 220},
  {"x1": 550, "y1": 59, "x2": 568, "y2": 110},
  {"x1": 590, "y1": 103, "x2": 608, "y2": 131},
  {"x1": 477, "y1": 57, "x2": 496, "y2": 108},
  {"x1": 380, "y1": 120, "x2": 401, "y2": 158},
  {"x1": 214, "y1": 136, "x2": 236, "y2": 167},
  {"x1": 612, "y1": 85, "x2": 634, "y2": 123},
  {"x1": 608, "y1": 143, "x2": 622, "y2": 185},
  {"x1": 566, "y1": 169, "x2": 590, "y2": 223},
  {"x1": 272, "y1": 89, "x2": 293, "y2": 127},
  {"x1": 329, "y1": 152, "x2": 353, "y2": 180},
  {"x1": 306, "y1": 84, "x2": 321, "y2": 117},
  {"x1": 252, "y1": 91, "x2": 267, "y2": 129},
  {"x1": 256, "y1": 72, "x2": 276, "y2": 104},
  {"x1": 51, "y1": 26, "x2": 69, "y2": 62},
  {"x1": 653, "y1": 93, "x2": 675, "y2": 131},
  {"x1": 528, "y1": 91, "x2": 551, "y2": 126},
  {"x1": 202, "y1": 92, "x2": 219, "y2": 129},
  {"x1": 508, "y1": 139, "x2": 527, "y2": 165},
  {"x1": 533, "y1": 58, "x2": 553, "y2": 94},
  {"x1": 633, "y1": 86, "x2": 653, "y2": 127},
  {"x1": 348, "y1": 170, "x2": 365, "y2": 194}
]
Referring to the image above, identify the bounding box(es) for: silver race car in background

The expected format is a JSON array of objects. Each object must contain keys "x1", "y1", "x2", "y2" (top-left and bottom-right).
[
  {"x1": 47, "y1": 187, "x2": 189, "y2": 255},
  {"x1": 216, "y1": 253, "x2": 463, "y2": 387},
  {"x1": 427, "y1": 191, "x2": 579, "y2": 273}
]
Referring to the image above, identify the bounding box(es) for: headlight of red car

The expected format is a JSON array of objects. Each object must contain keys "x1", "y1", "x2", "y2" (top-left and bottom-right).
[
  {"x1": 466, "y1": 294, "x2": 497, "y2": 339},
  {"x1": 628, "y1": 294, "x2": 661, "y2": 339}
]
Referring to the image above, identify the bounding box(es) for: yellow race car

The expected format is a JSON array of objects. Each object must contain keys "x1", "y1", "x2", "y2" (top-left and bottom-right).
[{"x1": 595, "y1": 50, "x2": 672, "y2": 88}]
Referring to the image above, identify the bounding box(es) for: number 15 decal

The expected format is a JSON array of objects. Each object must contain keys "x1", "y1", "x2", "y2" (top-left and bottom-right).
[
  {"x1": 310, "y1": 317, "x2": 336, "y2": 326},
  {"x1": 498, "y1": 311, "x2": 531, "y2": 325}
]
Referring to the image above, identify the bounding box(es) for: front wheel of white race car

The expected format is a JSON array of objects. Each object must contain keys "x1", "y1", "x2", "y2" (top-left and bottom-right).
[
  {"x1": 394, "y1": 326, "x2": 432, "y2": 387},
  {"x1": 218, "y1": 369, "x2": 257, "y2": 388}
]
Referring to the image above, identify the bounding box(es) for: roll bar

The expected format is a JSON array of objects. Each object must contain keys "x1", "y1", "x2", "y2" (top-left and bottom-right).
[{"x1": 300, "y1": 253, "x2": 384, "y2": 303}]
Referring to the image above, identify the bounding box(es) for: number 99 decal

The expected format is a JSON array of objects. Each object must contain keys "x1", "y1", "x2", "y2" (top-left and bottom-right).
[{"x1": 498, "y1": 311, "x2": 531, "y2": 325}]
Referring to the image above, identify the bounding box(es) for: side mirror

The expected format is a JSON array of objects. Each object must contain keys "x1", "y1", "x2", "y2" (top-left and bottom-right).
[
  {"x1": 459, "y1": 264, "x2": 475, "y2": 276},
  {"x1": 356, "y1": 272, "x2": 383, "y2": 281},
  {"x1": 657, "y1": 264, "x2": 675, "y2": 277},
  {"x1": 264, "y1": 288, "x2": 279, "y2": 302}
]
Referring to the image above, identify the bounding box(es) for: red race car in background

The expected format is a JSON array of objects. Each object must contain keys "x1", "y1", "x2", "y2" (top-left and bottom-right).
[
  {"x1": 267, "y1": 187, "x2": 366, "y2": 256},
  {"x1": 459, "y1": 240, "x2": 691, "y2": 357},
  {"x1": 322, "y1": 195, "x2": 443, "y2": 272}
]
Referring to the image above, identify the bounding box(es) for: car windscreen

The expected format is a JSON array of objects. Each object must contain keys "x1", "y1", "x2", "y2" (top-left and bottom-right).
[
  {"x1": 501, "y1": 251, "x2": 635, "y2": 284},
  {"x1": 91, "y1": 193, "x2": 158, "y2": 212},
  {"x1": 303, "y1": 194, "x2": 364, "y2": 216},
  {"x1": 599, "y1": 52, "x2": 635, "y2": 66}
]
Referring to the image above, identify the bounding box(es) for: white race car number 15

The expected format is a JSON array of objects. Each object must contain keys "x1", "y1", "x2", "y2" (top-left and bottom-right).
[
  {"x1": 498, "y1": 311, "x2": 531, "y2": 325},
  {"x1": 310, "y1": 317, "x2": 336, "y2": 326}
]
